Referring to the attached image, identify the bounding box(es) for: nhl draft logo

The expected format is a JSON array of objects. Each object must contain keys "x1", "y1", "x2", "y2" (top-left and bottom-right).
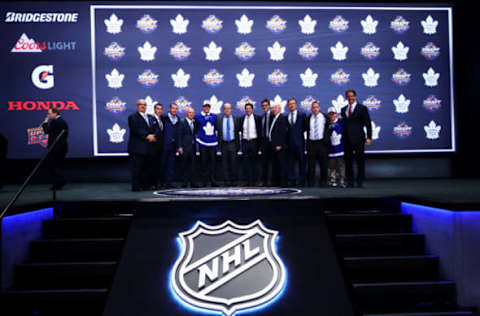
[
  {"x1": 361, "y1": 42, "x2": 380, "y2": 60},
  {"x1": 27, "y1": 127, "x2": 48, "y2": 148},
  {"x1": 266, "y1": 15, "x2": 287, "y2": 33},
  {"x1": 203, "y1": 69, "x2": 224, "y2": 87},
  {"x1": 105, "y1": 97, "x2": 126, "y2": 114},
  {"x1": 421, "y1": 42, "x2": 440, "y2": 60},
  {"x1": 137, "y1": 69, "x2": 159, "y2": 88},
  {"x1": 175, "y1": 96, "x2": 192, "y2": 113},
  {"x1": 202, "y1": 15, "x2": 223, "y2": 34},
  {"x1": 170, "y1": 220, "x2": 287, "y2": 316},
  {"x1": 363, "y1": 95, "x2": 382, "y2": 112},
  {"x1": 423, "y1": 95, "x2": 442, "y2": 112},
  {"x1": 298, "y1": 42, "x2": 318, "y2": 61},
  {"x1": 329, "y1": 15, "x2": 349, "y2": 33},
  {"x1": 390, "y1": 16, "x2": 410, "y2": 34},
  {"x1": 236, "y1": 96, "x2": 256, "y2": 112},
  {"x1": 235, "y1": 42, "x2": 256, "y2": 61},
  {"x1": 300, "y1": 96, "x2": 317, "y2": 112},
  {"x1": 393, "y1": 123, "x2": 412, "y2": 139},
  {"x1": 170, "y1": 42, "x2": 191, "y2": 61},
  {"x1": 136, "y1": 14, "x2": 157, "y2": 33},
  {"x1": 330, "y1": 68, "x2": 350, "y2": 86},
  {"x1": 268, "y1": 69, "x2": 288, "y2": 87},
  {"x1": 104, "y1": 42, "x2": 125, "y2": 61},
  {"x1": 392, "y1": 68, "x2": 411, "y2": 86}
]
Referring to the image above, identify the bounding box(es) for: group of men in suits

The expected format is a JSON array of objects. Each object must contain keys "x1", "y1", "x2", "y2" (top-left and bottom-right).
[{"x1": 127, "y1": 89, "x2": 372, "y2": 191}]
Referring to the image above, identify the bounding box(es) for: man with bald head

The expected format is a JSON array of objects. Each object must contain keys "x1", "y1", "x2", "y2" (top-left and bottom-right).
[
  {"x1": 177, "y1": 107, "x2": 198, "y2": 188},
  {"x1": 216, "y1": 102, "x2": 239, "y2": 186},
  {"x1": 128, "y1": 99, "x2": 161, "y2": 191}
]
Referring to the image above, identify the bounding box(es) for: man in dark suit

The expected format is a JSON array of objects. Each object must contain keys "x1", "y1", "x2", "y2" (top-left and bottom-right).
[
  {"x1": 215, "y1": 103, "x2": 239, "y2": 186},
  {"x1": 177, "y1": 107, "x2": 198, "y2": 188},
  {"x1": 127, "y1": 99, "x2": 160, "y2": 191},
  {"x1": 268, "y1": 104, "x2": 288, "y2": 187},
  {"x1": 150, "y1": 102, "x2": 164, "y2": 189},
  {"x1": 306, "y1": 101, "x2": 330, "y2": 187},
  {"x1": 160, "y1": 103, "x2": 180, "y2": 188},
  {"x1": 238, "y1": 103, "x2": 262, "y2": 186},
  {"x1": 286, "y1": 98, "x2": 307, "y2": 187},
  {"x1": 259, "y1": 99, "x2": 272, "y2": 186},
  {"x1": 340, "y1": 89, "x2": 372, "y2": 188},
  {"x1": 41, "y1": 107, "x2": 69, "y2": 190}
]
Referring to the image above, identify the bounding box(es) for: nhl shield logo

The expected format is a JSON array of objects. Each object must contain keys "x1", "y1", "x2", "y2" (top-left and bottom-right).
[{"x1": 171, "y1": 220, "x2": 287, "y2": 315}]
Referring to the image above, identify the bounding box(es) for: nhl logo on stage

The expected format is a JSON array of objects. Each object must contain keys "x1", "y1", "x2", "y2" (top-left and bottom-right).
[{"x1": 170, "y1": 220, "x2": 287, "y2": 316}]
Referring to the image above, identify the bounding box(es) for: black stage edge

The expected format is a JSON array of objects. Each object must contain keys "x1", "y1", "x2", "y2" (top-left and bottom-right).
[{"x1": 102, "y1": 199, "x2": 355, "y2": 316}]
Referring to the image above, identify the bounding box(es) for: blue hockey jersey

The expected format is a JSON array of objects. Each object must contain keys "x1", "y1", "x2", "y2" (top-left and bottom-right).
[
  {"x1": 328, "y1": 119, "x2": 344, "y2": 158},
  {"x1": 195, "y1": 111, "x2": 218, "y2": 147}
]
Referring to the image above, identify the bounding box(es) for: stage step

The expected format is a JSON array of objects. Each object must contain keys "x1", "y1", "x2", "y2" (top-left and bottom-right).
[
  {"x1": 29, "y1": 238, "x2": 125, "y2": 262},
  {"x1": 343, "y1": 255, "x2": 439, "y2": 282},
  {"x1": 14, "y1": 262, "x2": 118, "y2": 289},
  {"x1": 362, "y1": 305, "x2": 475, "y2": 316},
  {"x1": 335, "y1": 233, "x2": 425, "y2": 256},
  {"x1": 43, "y1": 217, "x2": 131, "y2": 238},
  {"x1": 327, "y1": 213, "x2": 412, "y2": 234}
]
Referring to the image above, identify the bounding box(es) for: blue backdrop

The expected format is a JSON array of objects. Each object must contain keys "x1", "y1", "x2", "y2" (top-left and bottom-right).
[{"x1": 0, "y1": 2, "x2": 455, "y2": 158}]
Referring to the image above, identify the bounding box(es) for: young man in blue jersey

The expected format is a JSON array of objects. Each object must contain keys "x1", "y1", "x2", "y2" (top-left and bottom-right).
[
  {"x1": 327, "y1": 107, "x2": 346, "y2": 188},
  {"x1": 195, "y1": 103, "x2": 218, "y2": 187}
]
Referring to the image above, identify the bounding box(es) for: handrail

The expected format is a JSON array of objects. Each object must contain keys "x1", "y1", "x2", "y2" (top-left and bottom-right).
[{"x1": 0, "y1": 129, "x2": 66, "y2": 220}]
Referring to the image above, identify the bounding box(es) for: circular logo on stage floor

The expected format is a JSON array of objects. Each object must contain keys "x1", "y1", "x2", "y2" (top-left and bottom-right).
[{"x1": 154, "y1": 187, "x2": 300, "y2": 197}]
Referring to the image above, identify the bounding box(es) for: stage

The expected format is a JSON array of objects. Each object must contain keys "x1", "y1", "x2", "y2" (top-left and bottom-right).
[{"x1": 2, "y1": 178, "x2": 480, "y2": 212}]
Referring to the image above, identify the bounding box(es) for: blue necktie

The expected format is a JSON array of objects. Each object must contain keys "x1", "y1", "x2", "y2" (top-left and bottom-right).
[{"x1": 226, "y1": 116, "x2": 231, "y2": 141}]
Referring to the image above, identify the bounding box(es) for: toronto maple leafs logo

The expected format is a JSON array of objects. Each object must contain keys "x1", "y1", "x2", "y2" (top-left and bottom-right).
[
  {"x1": 392, "y1": 68, "x2": 411, "y2": 86},
  {"x1": 270, "y1": 95, "x2": 287, "y2": 113},
  {"x1": 423, "y1": 67, "x2": 440, "y2": 87},
  {"x1": 392, "y1": 41, "x2": 409, "y2": 61},
  {"x1": 138, "y1": 41, "x2": 157, "y2": 61},
  {"x1": 423, "y1": 95, "x2": 442, "y2": 112},
  {"x1": 331, "y1": 131, "x2": 342, "y2": 146},
  {"x1": 268, "y1": 41, "x2": 286, "y2": 61},
  {"x1": 137, "y1": 69, "x2": 158, "y2": 88},
  {"x1": 393, "y1": 94, "x2": 410, "y2": 113},
  {"x1": 298, "y1": 14, "x2": 317, "y2": 34},
  {"x1": 145, "y1": 96, "x2": 157, "y2": 114},
  {"x1": 235, "y1": 42, "x2": 255, "y2": 61},
  {"x1": 361, "y1": 42, "x2": 380, "y2": 60},
  {"x1": 331, "y1": 41, "x2": 348, "y2": 61},
  {"x1": 268, "y1": 69, "x2": 288, "y2": 87},
  {"x1": 171, "y1": 68, "x2": 190, "y2": 88},
  {"x1": 170, "y1": 14, "x2": 189, "y2": 34},
  {"x1": 300, "y1": 68, "x2": 318, "y2": 88},
  {"x1": 363, "y1": 96, "x2": 382, "y2": 112},
  {"x1": 331, "y1": 69, "x2": 350, "y2": 86},
  {"x1": 421, "y1": 15, "x2": 438, "y2": 35},
  {"x1": 105, "y1": 68, "x2": 124, "y2": 89},
  {"x1": 104, "y1": 42, "x2": 125, "y2": 61},
  {"x1": 361, "y1": 15, "x2": 378, "y2": 34},
  {"x1": 236, "y1": 68, "x2": 255, "y2": 88},
  {"x1": 105, "y1": 97, "x2": 126, "y2": 114},
  {"x1": 203, "y1": 69, "x2": 224, "y2": 87},
  {"x1": 235, "y1": 14, "x2": 253, "y2": 34},
  {"x1": 364, "y1": 121, "x2": 381, "y2": 140},
  {"x1": 266, "y1": 15, "x2": 287, "y2": 33},
  {"x1": 170, "y1": 42, "x2": 191, "y2": 61},
  {"x1": 424, "y1": 121, "x2": 441, "y2": 139},
  {"x1": 204, "y1": 95, "x2": 223, "y2": 114},
  {"x1": 393, "y1": 123, "x2": 413, "y2": 138},
  {"x1": 329, "y1": 15, "x2": 349, "y2": 33},
  {"x1": 390, "y1": 16, "x2": 410, "y2": 34},
  {"x1": 170, "y1": 220, "x2": 286, "y2": 316},
  {"x1": 136, "y1": 14, "x2": 157, "y2": 33},
  {"x1": 105, "y1": 14, "x2": 123, "y2": 34},
  {"x1": 202, "y1": 15, "x2": 223, "y2": 33},
  {"x1": 362, "y1": 68, "x2": 380, "y2": 87},
  {"x1": 332, "y1": 94, "x2": 348, "y2": 114},
  {"x1": 203, "y1": 121, "x2": 215, "y2": 136},
  {"x1": 107, "y1": 123, "x2": 126, "y2": 143},
  {"x1": 204, "y1": 41, "x2": 222, "y2": 61},
  {"x1": 421, "y1": 42, "x2": 440, "y2": 60}
]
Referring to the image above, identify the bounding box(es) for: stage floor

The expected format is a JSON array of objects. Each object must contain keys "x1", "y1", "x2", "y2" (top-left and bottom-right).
[{"x1": 1, "y1": 178, "x2": 480, "y2": 211}]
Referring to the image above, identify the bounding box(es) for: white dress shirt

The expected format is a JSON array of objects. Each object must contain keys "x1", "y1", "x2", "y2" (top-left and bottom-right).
[
  {"x1": 242, "y1": 114, "x2": 257, "y2": 140},
  {"x1": 309, "y1": 113, "x2": 325, "y2": 140}
]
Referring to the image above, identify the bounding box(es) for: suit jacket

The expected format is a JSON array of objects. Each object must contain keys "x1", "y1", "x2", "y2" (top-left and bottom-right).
[
  {"x1": 340, "y1": 103, "x2": 372, "y2": 145},
  {"x1": 238, "y1": 114, "x2": 262, "y2": 150},
  {"x1": 286, "y1": 110, "x2": 307, "y2": 149},
  {"x1": 215, "y1": 114, "x2": 240, "y2": 151},
  {"x1": 177, "y1": 118, "x2": 197, "y2": 154},
  {"x1": 260, "y1": 111, "x2": 273, "y2": 139},
  {"x1": 41, "y1": 116, "x2": 69, "y2": 153},
  {"x1": 305, "y1": 113, "x2": 330, "y2": 145},
  {"x1": 269, "y1": 114, "x2": 288, "y2": 149},
  {"x1": 127, "y1": 112, "x2": 160, "y2": 155},
  {"x1": 152, "y1": 115, "x2": 164, "y2": 155},
  {"x1": 161, "y1": 114, "x2": 180, "y2": 147}
]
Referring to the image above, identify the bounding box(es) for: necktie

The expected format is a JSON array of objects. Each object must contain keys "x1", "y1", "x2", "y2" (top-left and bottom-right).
[
  {"x1": 143, "y1": 114, "x2": 150, "y2": 127},
  {"x1": 348, "y1": 104, "x2": 352, "y2": 117},
  {"x1": 314, "y1": 115, "x2": 319, "y2": 139},
  {"x1": 158, "y1": 117, "x2": 163, "y2": 131},
  {"x1": 226, "y1": 116, "x2": 231, "y2": 141}
]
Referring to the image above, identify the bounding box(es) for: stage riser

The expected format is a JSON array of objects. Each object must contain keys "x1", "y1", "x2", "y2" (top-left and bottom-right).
[
  {"x1": 327, "y1": 213, "x2": 412, "y2": 234},
  {"x1": 43, "y1": 218, "x2": 131, "y2": 238}
]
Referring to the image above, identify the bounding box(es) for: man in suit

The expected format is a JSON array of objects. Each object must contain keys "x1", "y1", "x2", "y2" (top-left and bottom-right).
[
  {"x1": 268, "y1": 104, "x2": 288, "y2": 187},
  {"x1": 215, "y1": 103, "x2": 239, "y2": 186},
  {"x1": 238, "y1": 103, "x2": 262, "y2": 186},
  {"x1": 259, "y1": 99, "x2": 272, "y2": 186},
  {"x1": 340, "y1": 89, "x2": 372, "y2": 188},
  {"x1": 160, "y1": 103, "x2": 180, "y2": 189},
  {"x1": 127, "y1": 99, "x2": 160, "y2": 191},
  {"x1": 41, "y1": 107, "x2": 69, "y2": 190},
  {"x1": 306, "y1": 101, "x2": 330, "y2": 187},
  {"x1": 150, "y1": 102, "x2": 164, "y2": 189},
  {"x1": 286, "y1": 98, "x2": 307, "y2": 187},
  {"x1": 177, "y1": 107, "x2": 198, "y2": 188}
]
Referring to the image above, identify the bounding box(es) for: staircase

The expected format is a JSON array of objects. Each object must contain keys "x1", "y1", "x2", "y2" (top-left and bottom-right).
[
  {"x1": 326, "y1": 210, "x2": 476, "y2": 316},
  {"x1": 1, "y1": 212, "x2": 132, "y2": 316}
]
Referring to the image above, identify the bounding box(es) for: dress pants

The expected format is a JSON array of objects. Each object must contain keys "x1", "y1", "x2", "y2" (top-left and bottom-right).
[
  {"x1": 287, "y1": 144, "x2": 306, "y2": 185},
  {"x1": 181, "y1": 148, "x2": 196, "y2": 186},
  {"x1": 46, "y1": 148, "x2": 67, "y2": 188},
  {"x1": 200, "y1": 145, "x2": 217, "y2": 185},
  {"x1": 242, "y1": 140, "x2": 258, "y2": 185},
  {"x1": 221, "y1": 141, "x2": 237, "y2": 185},
  {"x1": 271, "y1": 147, "x2": 287, "y2": 187},
  {"x1": 130, "y1": 153, "x2": 153, "y2": 190},
  {"x1": 260, "y1": 137, "x2": 271, "y2": 184},
  {"x1": 161, "y1": 143, "x2": 176, "y2": 186},
  {"x1": 307, "y1": 140, "x2": 329, "y2": 186},
  {"x1": 344, "y1": 140, "x2": 366, "y2": 185}
]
